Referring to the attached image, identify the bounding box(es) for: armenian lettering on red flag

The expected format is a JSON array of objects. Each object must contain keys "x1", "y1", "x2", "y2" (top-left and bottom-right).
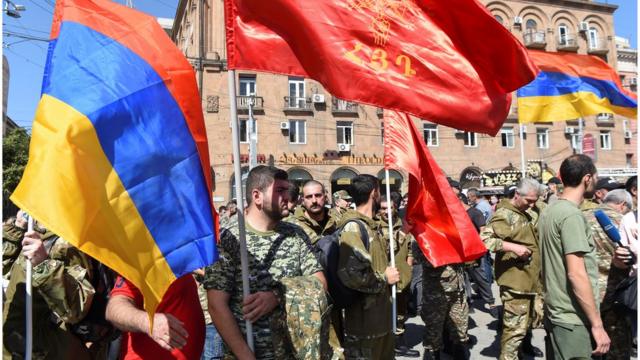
[
  {"x1": 517, "y1": 50, "x2": 637, "y2": 123},
  {"x1": 11, "y1": 0, "x2": 218, "y2": 317},
  {"x1": 384, "y1": 111, "x2": 487, "y2": 266},
  {"x1": 225, "y1": 0, "x2": 538, "y2": 135}
]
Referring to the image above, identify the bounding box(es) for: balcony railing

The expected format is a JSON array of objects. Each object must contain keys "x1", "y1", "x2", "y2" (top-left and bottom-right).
[
  {"x1": 332, "y1": 98, "x2": 358, "y2": 114},
  {"x1": 523, "y1": 30, "x2": 546, "y2": 49},
  {"x1": 284, "y1": 96, "x2": 313, "y2": 111},
  {"x1": 588, "y1": 37, "x2": 609, "y2": 54},
  {"x1": 236, "y1": 96, "x2": 263, "y2": 110},
  {"x1": 557, "y1": 34, "x2": 579, "y2": 52}
]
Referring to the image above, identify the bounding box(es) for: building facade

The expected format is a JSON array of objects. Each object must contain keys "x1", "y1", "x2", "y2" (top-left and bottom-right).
[{"x1": 172, "y1": 0, "x2": 637, "y2": 205}]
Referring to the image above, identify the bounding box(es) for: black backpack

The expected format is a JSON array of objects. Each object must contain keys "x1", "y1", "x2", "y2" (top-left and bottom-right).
[
  {"x1": 314, "y1": 219, "x2": 370, "y2": 309},
  {"x1": 70, "y1": 260, "x2": 120, "y2": 346}
]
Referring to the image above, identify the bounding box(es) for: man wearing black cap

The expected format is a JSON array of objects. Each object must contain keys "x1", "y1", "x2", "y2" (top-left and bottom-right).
[
  {"x1": 546, "y1": 177, "x2": 562, "y2": 204},
  {"x1": 582, "y1": 177, "x2": 625, "y2": 211}
]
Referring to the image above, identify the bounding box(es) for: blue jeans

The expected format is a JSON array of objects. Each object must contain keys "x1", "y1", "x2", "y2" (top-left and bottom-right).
[{"x1": 201, "y1": 323, "x2": 224, "y2": 360}]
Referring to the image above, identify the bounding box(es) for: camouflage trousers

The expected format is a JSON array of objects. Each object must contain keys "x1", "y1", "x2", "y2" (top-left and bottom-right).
[
  {"x1": 602, "y1": 306, "x2": 634, "y2": 360},
  {"x1": 499, "y1": 288, "x2": 543, "y2": 360},
  {"x1": 420, "y1": 282, "x2": 468, "y2": 351},
  {"x1": 395, "y1": 288, "x2": 410, "y2": 335}
]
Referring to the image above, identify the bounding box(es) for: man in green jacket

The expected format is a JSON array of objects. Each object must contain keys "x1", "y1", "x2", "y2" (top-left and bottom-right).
[
  {"x1": 287, "y1": 180, "x2": 338, "y2": 244},
  {"x1": 480, "y1": 178, "x2": 544, "y2": 360},
  {"x1": 338, "y1": 175, "x2": 399, "y2": 360},
  {"x1": 3, "y1": 227, "x2": 96, "y2": 360}
]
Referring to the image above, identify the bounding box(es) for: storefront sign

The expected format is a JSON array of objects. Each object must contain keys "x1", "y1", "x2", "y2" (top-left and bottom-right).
[
  {"x1": 231, "y1": 154, "x2": 267, "y2": 164},
  {"x1": 459, "y1": 167, "x2": 483, "y2": 188},
  {"x1": 482, "y1": 171, "x2": 522, "y2": 187},
  {"x1": 279, "y1": 153, "x2": 384, "y2": 166}
]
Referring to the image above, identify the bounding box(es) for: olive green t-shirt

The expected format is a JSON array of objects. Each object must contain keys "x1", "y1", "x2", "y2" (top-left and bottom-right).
[{"x1": 538, "y1": 199, "x2": 599, "y2": 325}]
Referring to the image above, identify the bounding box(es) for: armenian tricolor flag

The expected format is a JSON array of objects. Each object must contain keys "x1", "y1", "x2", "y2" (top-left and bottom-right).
[
  {"x1": 517, "y1": 50, "x2": 637, "y2": 123},
  {"x1": 10, "y1": 0, "x2": 218, "y2": 317}
]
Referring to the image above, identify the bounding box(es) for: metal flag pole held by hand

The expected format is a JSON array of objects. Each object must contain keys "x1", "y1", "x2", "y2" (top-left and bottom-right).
[
  {"x1": 25, "y1": 215, "x2": 33, "y2": 360},
  {"x1": 384, "y1": 169, "x2": 397, "y2": 333},
  {"x1": 227, "y1": 69, "x2": 254, "y2": 350}
]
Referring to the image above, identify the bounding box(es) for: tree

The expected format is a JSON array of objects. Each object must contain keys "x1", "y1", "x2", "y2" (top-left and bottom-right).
[{"x1": 3, "y1": 127, "x2": 30, "y2": 201}]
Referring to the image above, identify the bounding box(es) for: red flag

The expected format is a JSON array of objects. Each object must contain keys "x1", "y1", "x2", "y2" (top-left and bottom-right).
[
  {"x1": 225, "y1": 0, "x2": 538, "y2": 135},
  {"x1": 384, "y1": 111, "x2": 486, "y2": 266}
]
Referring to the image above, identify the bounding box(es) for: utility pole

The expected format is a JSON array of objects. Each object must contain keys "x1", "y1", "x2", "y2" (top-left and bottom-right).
[
  {"x1": 578, "y1": 118, "x2": 584, "y2": 154},
  {"x1": 248, "y1": 97, "x2": 257, "y2": 169}
]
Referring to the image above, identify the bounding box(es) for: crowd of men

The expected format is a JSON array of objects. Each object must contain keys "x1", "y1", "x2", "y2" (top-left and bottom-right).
[{"x1": 1, "y1": 154, "x2": 637, "y2": 360}]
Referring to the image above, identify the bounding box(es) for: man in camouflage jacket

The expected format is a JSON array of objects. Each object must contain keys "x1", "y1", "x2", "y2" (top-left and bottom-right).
[
  {"x1": 205, "y1": 166, "x2": 327, "y2": 360},
  {"x1": 583, "y1": 189, "x2": 635, "y2": 360},
  {"x1": 338, "y1": 175, "x2": 399, "y2": 360},
  {"x1": 3, "y1": 227, "x2": 95, "y2": 360},
  {"x1": 287, "y1": 180, "x2": 338, "y2": 244},
  {"x1": 480, "y1": 179, "x2": 543, "y2": 360}
]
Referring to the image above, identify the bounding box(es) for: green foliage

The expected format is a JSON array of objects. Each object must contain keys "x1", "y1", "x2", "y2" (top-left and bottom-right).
[{"x1": 3, "y1": 128, "x2": 30, "y2": 198}]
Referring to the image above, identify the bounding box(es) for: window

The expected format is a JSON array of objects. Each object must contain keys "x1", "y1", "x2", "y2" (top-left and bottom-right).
[
  {"x1": 337, "y1": 121, "x2": 353, "y2": 145},
  {"x1": 463, "y1": 131, "x2": 477, "y2": 147},
  {"x1": 571, "y1": 134, "x2": 580, "y2": 150},
  {"x1": 380, "y1": 122, "x2": 384, "y2": 144},
  {"x1": 588, "y1": 27, "x2": 598, "y2": 49},
  {"x1": 423, "y1": 124, "x2": 439, "y2": 147},
  {"x1": 526, "y1": 19, "x2": 537, "y2": 31},
  {"x1": 239, "y1": 75, "x2": 256, "y2": 96},
  {"x1": 288, "y1": 77, "x2": 305, "y2": 108},
  {"x1": 600, "y1": 131, "x2": 611, "y2": 150},
  {"x1": 501, "y1": 127, "x2": 515, "y2": 148},
  {"x1": 558, "y1": 24, "x2": 568, "y2": 45},
  {"x1": 289, "y1": 120, "x2": 306, "y2": 144},
  {"x1": 238, "y1": 118, "x2": 257, "y2": 143},
  {"x1": 536, "y1": 128, "x2": 549, "y2": 149},
  {"x1": 494, "y1": 15, "x2": 503, "y2": 24}
]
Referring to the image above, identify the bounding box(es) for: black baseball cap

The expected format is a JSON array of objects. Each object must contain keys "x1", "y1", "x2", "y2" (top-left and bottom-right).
[
  {"x1": 596, "y1": 177, "x2": 624, "y2": 191},
  {"x1": 547, "y1": 177, "x2": 562, "y2": 185}
]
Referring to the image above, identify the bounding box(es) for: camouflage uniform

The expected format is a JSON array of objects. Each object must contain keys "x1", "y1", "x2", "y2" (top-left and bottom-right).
[
  {"x1": 220, "y1": 213, "x2": 238, "y2": 230},
  {"x1": 580, "y1": 198, "x2": 599, "y2": 211},
  {"x1": 480, "y1": 199, "x2": 542, "y2": 360},
  {"x1": 584, "y1": 205, "x2": 632, "y2": 360},
  {"x1": 328, "y1": 207, "x2": 349, "y2": 224},
  {"x1": 378, "y1": 214, "x2": 413, "y2": 334},
  {"x1": 338, "y1": 210, "x2": 394, "y2": 360},
  {"x1": 203, "y1": 221, "x2": 323, "y2": 360},
  {"x1": 3, "y1": 231, "x2": 96, "y2": 360},
  {"x1": 419, "y1": 260, "x2": 469, "y2": 352},
  {"x1": 287, "y1": 207, "x2": 338, "y2": 245},
  {"x1": 286, "y1": 208, "x2": 343, "y2": 359},
  {"x1": 3, "y1": 222, "x2": 27, "y2": 277}
]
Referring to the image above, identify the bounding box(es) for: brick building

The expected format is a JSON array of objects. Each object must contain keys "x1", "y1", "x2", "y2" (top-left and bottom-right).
[{"x1": 172, "y1": 0, "x2": 637, "y2": 205}]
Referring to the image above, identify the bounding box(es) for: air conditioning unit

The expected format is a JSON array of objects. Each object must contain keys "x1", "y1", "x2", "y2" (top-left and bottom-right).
[
  {"x1": 565, "y1": 127, "x2": 575, "y2": 134},
  {"x1": 338, "y1": 143, "x2": 351, "y2": 152},
  {"x1": 579, "y1": 22, "x2": 589, "y2": 32},
  {"x1": 513, "y1": 16, "x2": 522, "y2": 25},
  {"x1": 597, "y1": 113, "x2": 612, "y2": 121},
  {"x1": 311, "y1": 94, "x2": 325, "y2": 103},
  {"x1": 624, "y1": 130, "x2": 633, "y2": 139},
  {"x1": 280, "y1": 121, "x2": 290, "y2": 130}
]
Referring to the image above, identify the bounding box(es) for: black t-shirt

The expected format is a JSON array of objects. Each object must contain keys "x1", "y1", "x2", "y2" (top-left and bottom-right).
[{"x1": 466, "y1": 207, "x2": 486, "y2": 233}]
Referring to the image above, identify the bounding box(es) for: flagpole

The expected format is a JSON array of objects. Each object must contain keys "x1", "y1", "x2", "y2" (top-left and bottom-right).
[
  {"x1": 25, "y1": 215, "x2": 33, "y2": 360},
  {"x1": 578, "y1": 118, "x2": 584, "y2": 154},
  {"x1": 227, "y1": 69, "x2": 254, "y2": 350},
  {"x1": 519, "y1": 124, "x2": 526, "y2": 177},
  {"x1": 384, "y1": 169, "x2": 397, "y2": 333}
]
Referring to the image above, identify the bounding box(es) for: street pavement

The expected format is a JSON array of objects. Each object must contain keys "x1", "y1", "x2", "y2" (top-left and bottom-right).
[
  {"x1": 397, "y1": 282, "x2": 637, "y2": 360},
  {"x1": 397, "y1": 295, "x2": 546, "y2": 360}
]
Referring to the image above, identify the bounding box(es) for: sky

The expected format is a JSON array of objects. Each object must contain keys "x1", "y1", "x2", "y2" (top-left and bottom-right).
[{"x1": 1, "y1": 0, "x2": 638, "y2": 130}]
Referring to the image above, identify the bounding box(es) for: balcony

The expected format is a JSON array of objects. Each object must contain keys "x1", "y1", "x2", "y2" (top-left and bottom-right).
[
  {"x1": 588, "y1": 37, "x2": 609, "y2": 55},
  {"x1": 332, "y1": 98, "x2": 358, "y2": 116},
  {"x1": 523, "y1": 30, "x2": 546, "y2": 49},
  {"x1": 236, "y1": 96, "x2": 263, "y2": 113},
  {"x1": 557, "y1": 34, "x2": 579, "y2": 52},
  {"x1": 283, "y1": 96, "x2": 313, "y2": 113}
]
